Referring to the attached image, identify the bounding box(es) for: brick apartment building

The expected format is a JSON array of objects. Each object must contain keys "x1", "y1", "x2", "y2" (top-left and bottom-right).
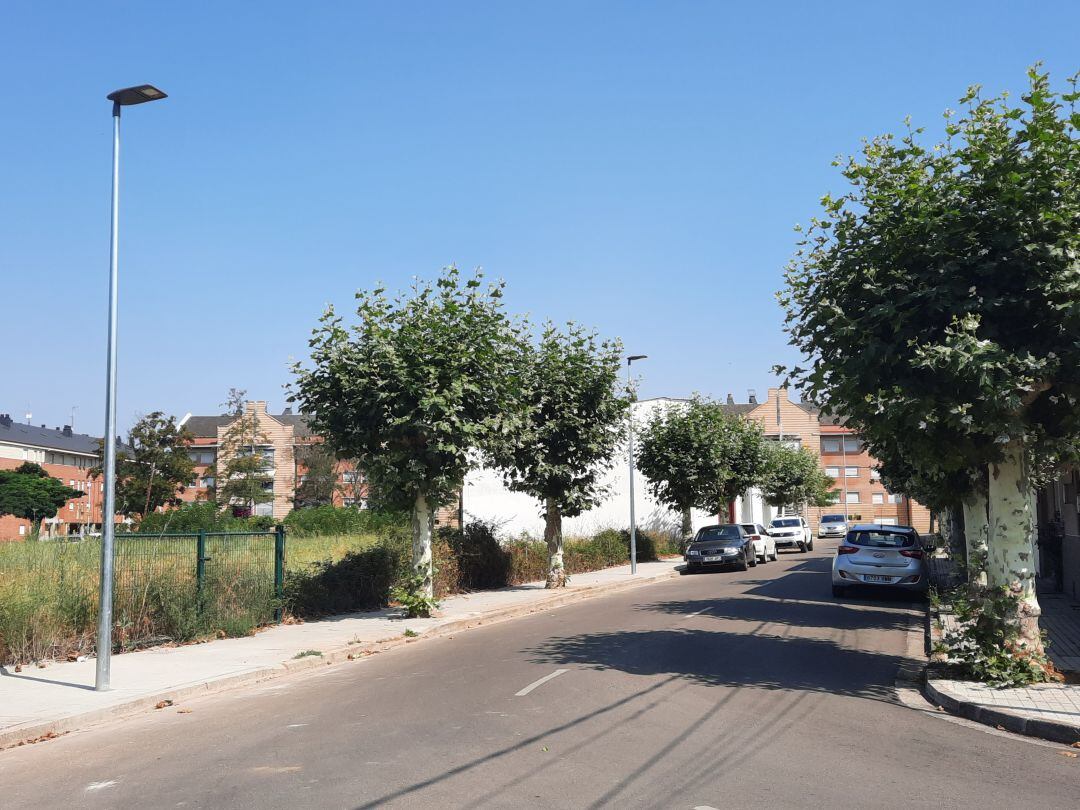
[
  {"x1": 0, "y1": 414, "x2": 107, "y2": 540},
  {"x1": 181, "y1": 401, "x2": 366, "y2": 520},
  {"x1": 725, "y1": 388, "x2": 931, "y2": 532}
]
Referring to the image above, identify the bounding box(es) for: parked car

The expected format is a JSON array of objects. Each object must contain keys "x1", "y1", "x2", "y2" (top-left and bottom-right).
[
  {"x1": 831, "y1": 524, "x2": 929, "y2": 597},
  {"x1": 768, "y1": 516, "x2": 813, "y2": 552},
  {"x1": 817, "y1": 513, "x2": 848, "y2": 539},
  {"x1": 683, "y1": 524, "x2": 757, "y2": 573},
  {"x1": 740, "y1": 523, "x2": 777, "y2": 563}
]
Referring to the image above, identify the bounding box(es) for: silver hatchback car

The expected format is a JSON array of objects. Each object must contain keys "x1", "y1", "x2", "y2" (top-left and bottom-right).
[{"x1": 831, "y1": 524, "x2": 928, "y2": 597}]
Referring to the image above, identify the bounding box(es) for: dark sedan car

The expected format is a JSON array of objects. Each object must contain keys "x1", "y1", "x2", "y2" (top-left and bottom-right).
[{"x1": 682, "y1": 524, "x2": 757, "y2": 573}]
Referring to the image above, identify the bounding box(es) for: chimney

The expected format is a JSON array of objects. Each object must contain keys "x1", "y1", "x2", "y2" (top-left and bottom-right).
[
  {"x1": 282, "y1": 406, "x2": 293, "y2": 416},
  {"x1": 0, "y1": 414, "x2": 11, "y2": 428},
  {"x1": 62, "y1": 425, "x2": 73, "y2": 437},
  {"x1": 726, "y1": 394, "x2": 735, "y2": 405},
  {"x1": 748, "y1": 389, "x2": 757, "y2": 405}
]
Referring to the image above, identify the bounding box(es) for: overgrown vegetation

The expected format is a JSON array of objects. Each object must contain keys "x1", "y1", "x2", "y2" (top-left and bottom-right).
[
  {"x1": 0, "y1": 519, "x2": 677, "y2": 666},
  {"x1": 932, "y1": 583, "x2": 1061, "y2": 687}
]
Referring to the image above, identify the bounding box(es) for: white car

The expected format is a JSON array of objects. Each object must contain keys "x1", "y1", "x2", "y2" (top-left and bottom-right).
[
  {"x1": 740, "y1": 523, "x2": 778, "y2": 563},
  {"x1": 768, "y1": 516, "x2": 813, "y2": 552}
]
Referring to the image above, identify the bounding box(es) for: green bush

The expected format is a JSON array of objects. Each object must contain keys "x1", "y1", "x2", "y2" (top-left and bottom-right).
[
  {"x1": 136, "y1": 502, "x2": 272, "y2": 534},
  {"x1": 933, "y1": 583, "x2": 1060, "y2": 687},
  {"x1": 283, "y1": 505, "x2": 408, "y2": 537},
  {"x1": 283, "y1": 540, "x2": 403, "y2": 616}
]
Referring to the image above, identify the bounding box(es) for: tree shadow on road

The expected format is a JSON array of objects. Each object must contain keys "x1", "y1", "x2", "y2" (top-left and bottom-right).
[
  {"x1": 525, "y1": 626, "x2": 903, "y2": 703},
  {"x1": 635, "y1": 596, "x2": 913, "y2": 633}
]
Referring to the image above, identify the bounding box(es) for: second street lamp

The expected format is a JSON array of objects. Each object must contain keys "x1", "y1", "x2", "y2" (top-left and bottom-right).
[
  {"x1": 96, "y1": 84, "x2": 167, "y2": 692},
  {"x1": 626, "y1": 355, "x2": 647, "y2": 574}
]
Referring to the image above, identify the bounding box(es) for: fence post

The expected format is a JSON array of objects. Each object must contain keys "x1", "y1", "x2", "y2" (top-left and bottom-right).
[
  {"x1": 274, "y1": 524, "x2": 286, "y2": 621},
  {"x1": 196, "y1": 529, "x2": 207, "y2": 611}
]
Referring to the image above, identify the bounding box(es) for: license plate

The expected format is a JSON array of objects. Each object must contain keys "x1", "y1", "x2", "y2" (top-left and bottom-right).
[
  {"x1": 864, "y1": 574, "x2": 892, "y2": 583},
  {"x1": 703, "y1": 555, "x2": 724, "y2": 562}
]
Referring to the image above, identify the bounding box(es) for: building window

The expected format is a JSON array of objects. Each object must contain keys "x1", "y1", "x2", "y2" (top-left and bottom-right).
[
  {"x1": 342, "y1": 471, "x2": 361, "y2": 484},
  {"x1": 844, "y1": 466, "x2": 858, "y2": 478},
  {"x1": 821, "y1": 438, "x2": 841, "y2": 453},
  {"x1": 825, "y1": 466, "x2": 840, "y2": 478},
  {"x1": 68, "y1": 502, "x2": 74, "y2": 511},
  {"x1": 870, "y1": 468, "x2": 880, "y2": 480},
  {"x1": 846, "y1": 492, "x2": 860, "y2": 504},
  {"x1": 843, "y1": 437, "x2": 862, "y2": 453},
  {"x1": 872, "y1": 493, "x2": 884, "y2": 505},
  {"x1": 19, "y1": 525, "x2": 26, "y2": 536},
  {"x1": 889, "y1": 493, "x2": 903, "y2": 504}
]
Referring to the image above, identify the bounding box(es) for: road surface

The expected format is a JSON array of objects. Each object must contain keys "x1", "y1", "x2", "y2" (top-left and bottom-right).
[{"x1": 2, "y1": 542, "x2": 1077, "y2": 808}]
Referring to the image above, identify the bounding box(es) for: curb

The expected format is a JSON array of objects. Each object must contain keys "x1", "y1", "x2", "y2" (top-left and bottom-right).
[
  {"x1": 917, "y1": 597, "x2": 1080, "y2": 746},
  {"x1": 0, "y1": 565, "x2": 679, "y2": 751},
  {"x1": 923, "y1": 675, "x2": 1080, "y2": 745}
]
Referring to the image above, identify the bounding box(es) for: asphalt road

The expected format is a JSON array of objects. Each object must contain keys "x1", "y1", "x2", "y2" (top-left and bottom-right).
[{"x1": 2, "y1": 542, "x2": 1078, "y2": 809}]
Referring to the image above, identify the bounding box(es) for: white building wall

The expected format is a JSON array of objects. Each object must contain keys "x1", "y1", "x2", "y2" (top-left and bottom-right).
[{"x1": 462, "y1": 398, "x2": 765, "y2": 539}]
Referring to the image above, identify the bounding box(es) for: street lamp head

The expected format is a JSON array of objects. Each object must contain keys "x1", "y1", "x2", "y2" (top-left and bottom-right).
[
  {"x1": 627, "y1": 355, "x2": 648, "y2": 364},
  {"x1": 106, "y1": 85, "x2": 168, "y2": 106}
]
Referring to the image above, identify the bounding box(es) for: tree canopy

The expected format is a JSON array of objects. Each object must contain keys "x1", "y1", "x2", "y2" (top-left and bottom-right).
[
  {"x1": 636, "y1": 396, "x2": 766, "y2": 534},
  {"x1": 94, "y1": 412, "x2": 195, "y2": 519},
  {"x1": 491, "y1": 322, "x2": 627, "y2": 586},
  {"x1": 290, "y1": 266, "x2": 527, "y2": 600},
  {"x1": 759, "y1": 444, "x2": 834, "y2": 509},
  {"x1": 0, "y1": 462, "x2": 84, "y2": 527}
]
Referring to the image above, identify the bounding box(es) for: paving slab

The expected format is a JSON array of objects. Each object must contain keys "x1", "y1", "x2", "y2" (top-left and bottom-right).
[{"x1": 0, "y1": 559, "x2": 680, "y2": 749}]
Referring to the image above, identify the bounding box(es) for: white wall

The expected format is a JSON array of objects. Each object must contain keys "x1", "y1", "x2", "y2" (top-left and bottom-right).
[{"x1": 463, "y1": 398, "x2": 753, "y2": 539}]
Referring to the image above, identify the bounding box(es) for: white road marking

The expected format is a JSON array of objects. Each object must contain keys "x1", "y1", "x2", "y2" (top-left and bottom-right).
[
  {"x1": 694, "y1": 805, "x2": 721, "y2": 810},
  {"x1": 685, "y1": 607, "x2": 711, "y2": 618},
  {"x1": 286, "y1": 724, "x2": 308, "y2": 728},
  {"x1": 515, "y1": 669, "x2": 568, "y2": 697},
  {"x1": 85, "y1": 781, "x2": 118, "y2": 792}
]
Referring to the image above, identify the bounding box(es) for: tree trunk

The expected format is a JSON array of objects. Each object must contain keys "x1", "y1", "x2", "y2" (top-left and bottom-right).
[
  {"x1": 961, "y1": 489, "x2": 988, "y2": 586},
  {"x1": 411, "y1": 492, "x2": 434, "y2": 598},
  {"x1": 986, "y1": 439, "x2": 1043, "y2": 654},
  {"x1": 544, "y1": 497, "x2": 566, "y2": 588},
  {"x1": 680, "y1": 508, "x2": 693, "y2": 543}
]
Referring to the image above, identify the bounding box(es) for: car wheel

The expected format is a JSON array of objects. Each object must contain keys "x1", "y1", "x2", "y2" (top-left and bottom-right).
[
  {"x1": 748, "y1": 551, "x2": 757, "y2": 567},
  {"x1": 758, "y1": 553, "x2": 767, "y2": 564},
  {"x1": 771, "y1": 545, "x2": 778, "y2": 561},
  {"x1": 798, "y1": 542, "x2": 808, "y2": 553},
  {"x1": 807, "y1": 538, "x2": 814, "y2": 551},
  {"x1": 832, "y1": 584, "x2": 846, "y2": 598}
]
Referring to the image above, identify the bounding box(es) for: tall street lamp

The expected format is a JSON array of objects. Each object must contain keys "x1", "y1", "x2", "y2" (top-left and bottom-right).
[
  {"x1": 626, "y1": 355, "x2": 647, "y2": 574},
  {"x1": 96, "y1": 84, "x2": 167, "y2": 692}
]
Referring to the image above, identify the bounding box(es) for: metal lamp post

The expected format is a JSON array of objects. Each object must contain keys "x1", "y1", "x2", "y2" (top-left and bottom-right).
[
  {"x1": 626, "y1": 355, "x2": 648, "y2": 574},
  {"x1": 96, "y1": 84, "x2": 167, "y2": 692}
]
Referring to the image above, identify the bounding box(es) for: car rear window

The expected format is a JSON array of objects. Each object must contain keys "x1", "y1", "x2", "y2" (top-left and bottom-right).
[
  {"x1": 697, "y1": 526, "x2": 741, "y2": 541},
  {"x1": 847, "y1": 530, "x2": 914, "y2": 548},
  {"x1": 821, "y1": 515, "x2": 844, "y2": 523},
  {"x1": 739, "y1": 524, "x2": 758, "y2": 533}
]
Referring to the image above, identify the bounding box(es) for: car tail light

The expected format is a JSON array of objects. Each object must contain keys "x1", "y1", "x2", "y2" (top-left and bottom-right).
[
  {"x1": 899, "y1": 549, "x2": 924, "y2": 560},
  {"x1": 838, "y1": 545, "x2": 859, "y2": 555}
]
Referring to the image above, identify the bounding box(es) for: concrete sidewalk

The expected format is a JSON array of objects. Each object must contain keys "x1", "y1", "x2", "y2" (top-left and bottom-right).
[{"x1": 0, "y1": 560, "x2": 681, "y2": 750}]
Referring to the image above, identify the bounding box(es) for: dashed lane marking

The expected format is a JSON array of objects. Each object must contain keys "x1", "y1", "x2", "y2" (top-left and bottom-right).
[{"x1": 515, "y1": 669, "x2": 568, "y2": 697}]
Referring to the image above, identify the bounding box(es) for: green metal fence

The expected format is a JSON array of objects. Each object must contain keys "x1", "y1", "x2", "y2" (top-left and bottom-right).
[{"x1": 110, "y1": 526, "x2": 286, "y2": 647}]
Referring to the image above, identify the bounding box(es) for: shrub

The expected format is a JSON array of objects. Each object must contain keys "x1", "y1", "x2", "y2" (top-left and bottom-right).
[
  {"x1": 437, "y1": 521, "x2": 511, "y2": 591},
  {"x1": 933, "y1": 583, "x2": 1060, "y2": 687},
  {"x1": 136, "y1": 502, "x2": 272, "y2": 534},
  {"x1": 283, "y1": 540, "x2": 403, "y2": 617},
  {"x1": 284, "y1": 505, "x2": 408, "y2": 537}
]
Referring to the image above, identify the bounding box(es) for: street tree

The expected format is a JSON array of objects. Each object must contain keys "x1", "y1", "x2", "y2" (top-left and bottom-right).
[
  {"x1": 93, "y1": 412, "x2": 196, "y2": 520},
  {"x1": 491, "y1": 322, "x2": 627, "y2": 587},
  {"x1": 0, "y1": 462, "x2": 83, "y2": 535},
  {"x1": 290, "y1": 266, "x2": 527, "y2": 603},
  {"x1": 759, "y1": 444, "x2": 834, "y2": 511},
  {"x1": 636, "y1": 396, "x2": 767, "y2": 539},
  {"x1": 780, "y1": 67, "x2": 1080, "y2": 651}
]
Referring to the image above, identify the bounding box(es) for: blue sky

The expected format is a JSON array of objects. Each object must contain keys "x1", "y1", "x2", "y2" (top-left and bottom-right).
[{"x1": 2, "y1": 2, "x2": 1078, "y2": 434}]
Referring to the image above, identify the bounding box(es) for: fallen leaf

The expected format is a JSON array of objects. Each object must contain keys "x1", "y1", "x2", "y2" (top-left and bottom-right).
[
  {"x1": 177, "y1": 708, "x2": 192, "y2": 714},
  {"x1": 996, "y1": 725, "x2": 1005, "y2": 731},
  {"x1": 14, "y1": 664, "x2": 21, "y2": 673},
  {"x1": 155, "y1": 700, "x2": 174, "y2": 710},
  {"x1": 1060, "y1": 751, "x2": 1077, "y2": 759},
  {"x1": 1072, "y1": 741, "x2": 1080, "y2": 749},
  {"x1": 541, "y1": 746, "x2": 548, "y2": 752}
]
